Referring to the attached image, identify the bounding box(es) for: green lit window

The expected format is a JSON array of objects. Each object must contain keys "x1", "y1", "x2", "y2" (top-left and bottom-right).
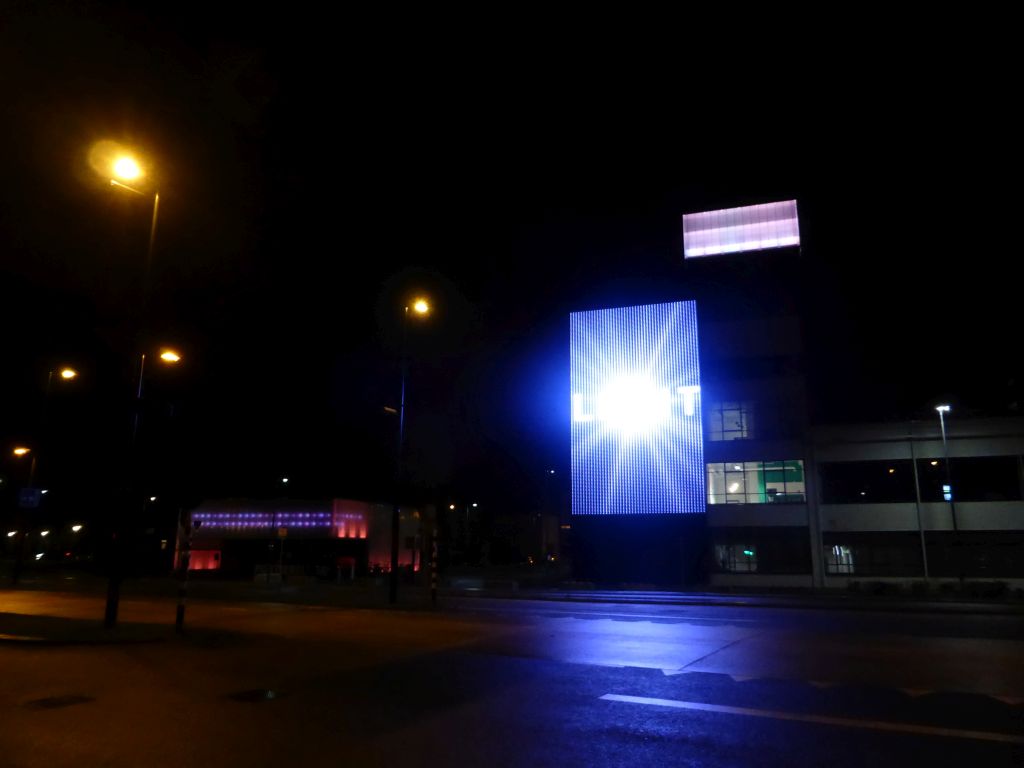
[
  {"x1": 707, "y1": 460, "x2": 805, "y2": 504},
  {"x1": 714, "y1": 544, "x2": 758, "y2": 572}
]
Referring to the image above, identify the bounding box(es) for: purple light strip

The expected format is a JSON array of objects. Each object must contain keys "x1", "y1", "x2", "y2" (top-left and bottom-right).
[{"x1": 683, "y1": 200, "x2": 800, "y2": 258}]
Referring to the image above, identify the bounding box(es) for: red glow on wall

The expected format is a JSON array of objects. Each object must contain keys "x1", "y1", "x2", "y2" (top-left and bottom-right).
[{"x1": 188, "y1": 550, "x2": 221, "y2": 570}]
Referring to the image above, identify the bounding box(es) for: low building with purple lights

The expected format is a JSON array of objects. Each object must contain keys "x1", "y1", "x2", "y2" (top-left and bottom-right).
[{"x1": 183, "y1": 498, "x2": 424, "y2": 578}]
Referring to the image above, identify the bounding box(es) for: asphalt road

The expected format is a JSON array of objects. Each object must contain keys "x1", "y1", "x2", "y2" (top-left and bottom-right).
[{"x1": 1, "y1": 590, "x2": 1023, "y2": 767}]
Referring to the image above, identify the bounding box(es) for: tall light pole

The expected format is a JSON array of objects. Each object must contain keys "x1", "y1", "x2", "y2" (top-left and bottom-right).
[
  {"x1": 28, "y1": 367, "x2": 79, "y2": 488},
  {"x1": 390, "y1": 297, "x2": 430, "y2": 604},
  {"x1": 935, "y1": 405, "x2": 957, "y2": 532},
  {"x1": 95, "y1": 144, "x2": 170, "y2": 629}
]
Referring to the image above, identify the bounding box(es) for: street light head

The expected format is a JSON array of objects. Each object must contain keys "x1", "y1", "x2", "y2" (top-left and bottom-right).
[
  {"x1": 40, "y1": 530, "x2": 50, "y2": 537},
  {"x1": 472, "y1": 503, "x2": 479, "y2": 508},
  {"x1": 113, "y1": 155, "x2": 142, "y2": 181},
  {"x1": 411, "y1": 298, "x2": 430, "y2": 315},
  {"x1": 936, "y1": 404, "x2": 951, "y2": 413},
  {"x1": 449, "y1": 504, "x2": 456, "y2": 510},
  {"x1": 159, "y1": 348, "x2": 181, "y2": 364},
  {"x1": 60, "y1": 367, "x2": 78, "y2": 380},
  {"x1": 12, "y1": 447, "x2": 30, "y2": 456},
  {"x1": 71, "y1": 525, "x2": 83, "y2": 533}
]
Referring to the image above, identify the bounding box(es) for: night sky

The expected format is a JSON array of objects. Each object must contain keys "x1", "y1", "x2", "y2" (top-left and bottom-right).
[{"x1": 1, "y1": 6, "x2": 1016, "y2": 522}]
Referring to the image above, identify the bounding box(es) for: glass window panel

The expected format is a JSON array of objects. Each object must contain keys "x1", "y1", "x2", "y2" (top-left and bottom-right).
[
  {"x1": 707, "y1": 460, "x2": 805, "y2": 505},
  {"x1": 707, "y1": 464, "x2": 726, "y2": 504}
]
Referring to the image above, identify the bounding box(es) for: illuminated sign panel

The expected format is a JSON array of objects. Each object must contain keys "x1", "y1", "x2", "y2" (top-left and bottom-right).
[
  {"x1": 683, "y1": 200, "x2": 800, "y2": 258},
  {"x1": 571, "y1": 301, "x2": 704, "y2": 515}
]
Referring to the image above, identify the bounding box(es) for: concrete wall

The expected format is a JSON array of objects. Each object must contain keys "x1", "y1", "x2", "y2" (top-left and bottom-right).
[
  {"x1": 708, "y1": 504, "x2": 808, "y2": 528},
  {"x1": 818, "y1": 502, "x2": 1024, "y2": 532}
]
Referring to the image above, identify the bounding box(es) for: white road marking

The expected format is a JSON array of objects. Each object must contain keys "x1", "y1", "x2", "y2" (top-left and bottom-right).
[{"x1": 600, "y1": 694, "x2": 1024, "y2": 745}]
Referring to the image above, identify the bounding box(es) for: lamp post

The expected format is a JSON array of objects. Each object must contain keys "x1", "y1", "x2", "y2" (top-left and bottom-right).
[
  {"x1": 390, "y1": 297, "x2": 430, "y2": 604},
  {"x1": 94, "y1": 145, "x2": 166, "y2": 629},
  {"x1": 935, "y1": 405, "x2": 957, "y2": 532},
  {"x1": 103, "y1": 345, "x2": 181, "y2": 628}
]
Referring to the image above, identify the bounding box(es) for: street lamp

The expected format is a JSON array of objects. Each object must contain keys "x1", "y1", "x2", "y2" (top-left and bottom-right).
[
  {"x1": 390, "y1": 296, "x2": 431, "y2": 604},
  {"x1": 92, "y1": 142, "x2": 168, "y2": 628},
  {"x1": 935, "y1": 405, "x2": 957, "y2": 531}
]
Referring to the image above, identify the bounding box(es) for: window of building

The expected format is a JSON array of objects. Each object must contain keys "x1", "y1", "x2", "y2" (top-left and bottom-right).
[
  {"x1": 707, "y1": 460, "x2": 805, "y2": 504},
  {"x1": 917, "y1": 456, "x2": 1022, "y2": 503},
  {"x1": 819, "y1": 460, "x2": 917, "y2": 504},
  {"x1": 714, "y1": 544, "x2": 758, "y2": 572},
  {"x1": 708, "y1": 401, "x2": 754, "y2": 441},
  {"x1": 825, "y1": 545, "x2": 855, "y2": 574}
]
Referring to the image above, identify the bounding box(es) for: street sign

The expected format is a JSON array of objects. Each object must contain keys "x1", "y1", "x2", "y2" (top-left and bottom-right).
[{"x1": 18, "y1": 488, "x2": 42, "y2": 509}]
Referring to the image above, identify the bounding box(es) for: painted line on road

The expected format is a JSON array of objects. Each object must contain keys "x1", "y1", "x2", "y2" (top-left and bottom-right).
[
  {"x1": 600, "y1": 694, "x2": 1024, "y2": 745},
  {"x1": 462, "y1": 605, "x2": 761, "y2": 624}
]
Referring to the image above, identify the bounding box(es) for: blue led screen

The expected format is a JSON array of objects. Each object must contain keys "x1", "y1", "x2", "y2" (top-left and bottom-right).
[{"x1": 571, "y1": 301, "x2": 704, "y2": 515}]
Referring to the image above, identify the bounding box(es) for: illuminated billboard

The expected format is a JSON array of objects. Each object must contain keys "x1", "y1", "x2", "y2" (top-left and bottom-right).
[
  {"x1": 571, "y1": 301, "x2": 704, "y2": 515},
  {"x1": 683, "y1": 200, "x2": 800, "y2": 258}
]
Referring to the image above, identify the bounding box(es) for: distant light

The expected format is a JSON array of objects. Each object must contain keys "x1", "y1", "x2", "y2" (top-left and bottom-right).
[
  {"x1": 449, "y1": 504, "x2": 456, "y2": 510},
  {"x1": 149, "y1": 496, "x2": 157, "y2": 502},
  {"x1": 733, "y1": 465, "x2": 742, "y2": 471},
  {"x1": 159, "y1": 349, "x2": 181, "y2": 363},
  {"x1": 728, "y1": 483, "x2": 740, "y2": 493},
  {"x1": 71, "y1": 525, "x2": 83, "y2": 532},
  {"x1": 12, "y1": 447, "x2": 30, "y2": 456},
  {"x1": 113, "y1": 155, "x2": 142, "y2": 181},
  {"x1": 935, "y1": 404, "x2": 951, "y2": 413},
  {"x1": 281, "y1": 477, "x2": 289, "y2": 484},
  {"x1": 60, "y1": 368, "x2": 78, "y2": 380},
  {"x1": 41, "y1": 489, "x2": 49, "y2": 495},
  {"x1": 943, "y1": 484, "x2": 953, "y2": 501},
  {"x1": 742, "y1": 549, "x2": 755, "y2": 557},
  {"x1": 412, "y1": 298, "x2": 430, "y2": 315},
  {"x1": 859, "y1": 491, "x2": 866, "y2": 496},
  {"x1": 40, "y1": 530, "x2": 50, "y2": 537},
  {"x1": 888, "y1": 468, "x2": 895, "y2": 474},
  {"x1": 383, "y1": 406, "x2": 398, "y2": 414},
  {"x1": 930, "y1": 460, "x2": 939, "y2": 466},
  {"x1": 548, "y1": 469, "x2": 556, "y2": 474},
  {"x1": 472, "y1": 503, "x2": 478, "y2": 508},
  {"x1": 35, "y1": 553, "x2": 44, "y2": 561},
  {"x1": 6, "y1": 531, "x2": 16, "y2": 538}
]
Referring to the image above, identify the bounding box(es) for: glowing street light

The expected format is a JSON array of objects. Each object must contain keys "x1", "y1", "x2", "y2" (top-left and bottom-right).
[
  {"x1": 71, "y1": 525, "x2": 83, "y2": 533},
  {"x1": 391, "y1": 294, "x2": 434, "y2": 604},
  {"x1": 12, "y1": 447, "x2": 30, "y2": 457},
  {"x1": 6, "y1": 531, "x2": 16, "y2": 538},
  {"x1": 159, "y1": 348, "x2": 181, "y2": 363},
  {"x1": 935, "y1": 404, "x2": 957, "y2": 531},
  {"x1": 60, "y1": 367, "x2": 78, "y2": 380},
  {"x1": 40, "y1": 530, "x2": 50, "y2": 537},
  {"x1": 112, "y1": 155, "x2": 143, "y2": 181}
]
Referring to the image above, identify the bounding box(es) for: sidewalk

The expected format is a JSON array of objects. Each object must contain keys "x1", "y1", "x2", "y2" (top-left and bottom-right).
[{"x1": 0, "y1": 611, "x2": 170, "y2": 645}]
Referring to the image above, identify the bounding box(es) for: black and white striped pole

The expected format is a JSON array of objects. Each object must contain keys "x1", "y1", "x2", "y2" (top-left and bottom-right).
[
  {"x1": 430, "y1": 531, "x2": 438, "y2": 607},
  {"x1": 175, "y1": 517, "x2": 200, "y2": 632}
]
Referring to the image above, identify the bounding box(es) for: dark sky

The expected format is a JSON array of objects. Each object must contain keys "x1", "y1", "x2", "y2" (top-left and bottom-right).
[{"x1": 1, "y1": 5, "x2": 1016, "y2": 518}]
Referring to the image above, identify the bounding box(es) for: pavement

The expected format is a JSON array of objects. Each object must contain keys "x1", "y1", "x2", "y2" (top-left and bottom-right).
[{"x1": 2, "y1": 588, "x2": 1024, "y2": 766}]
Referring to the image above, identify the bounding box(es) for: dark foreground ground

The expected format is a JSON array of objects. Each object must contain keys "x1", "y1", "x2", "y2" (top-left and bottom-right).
[{"x1": 2, "y1": 582, "x2": 1023, "y2": 767}]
